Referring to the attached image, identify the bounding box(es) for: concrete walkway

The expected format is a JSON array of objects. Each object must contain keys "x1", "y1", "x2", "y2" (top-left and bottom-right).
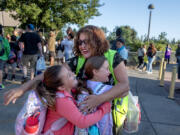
[{"x1": 0, "y1": 64, "x2": 180, "y2": 135}]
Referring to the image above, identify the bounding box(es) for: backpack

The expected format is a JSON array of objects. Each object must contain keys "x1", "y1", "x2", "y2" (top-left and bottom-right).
[
  {"x1": 7, "y1": 51, "x2": 16, "y2": 64},
  {"x1": 0, "y1": 38, "x2": 5, "y2": 56},
  {"x1": 15, "y1": 90, "x2": 68, "y2": 135}
]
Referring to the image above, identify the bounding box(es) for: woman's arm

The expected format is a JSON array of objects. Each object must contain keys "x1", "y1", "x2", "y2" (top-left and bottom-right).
[
  {"x1": 100, "y1": 61, "x2": 129, "y2": 102},
  {"x1": 56, "y1": 98, "x2": 111, "y2": 129},
  {"x1": 80, "y1": 62, "x2": 129, "y2": 112},
  {"x1": 4, "y1": 74, "x2": 44, "y2": 105}
]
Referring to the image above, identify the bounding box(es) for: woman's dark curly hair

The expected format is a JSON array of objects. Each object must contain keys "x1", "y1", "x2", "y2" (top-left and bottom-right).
[{"x1": 74, "y1": 25, "x2": 110, "y2": 56}]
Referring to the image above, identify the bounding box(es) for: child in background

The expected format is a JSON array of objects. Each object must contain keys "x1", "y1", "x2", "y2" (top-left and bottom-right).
[
  {"x1": 75, "y1": 56, "x2": 113, "y2": 135},
  {"x1": 35, "y1": 65, "x2": 111, "y2": 135},
  {"x1": 142, "y1": 55, "x2": 148, "y2": 71},
  {"x1": 3, "y1": 35, "x2": 20, "y2": 81}
]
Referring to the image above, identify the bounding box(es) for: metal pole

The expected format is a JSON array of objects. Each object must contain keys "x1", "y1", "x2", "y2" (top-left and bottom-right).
[
  {"x1": 2, "y1": 11, "x2": 4, "y2": 26},
  {"x1": 168, "y1": 66, "x2": 177, "y2": 99},
  {"x1": 159, "y1": 58, "x2": 164, "y2": 80},
  {"x1": 147, "y1": 10, "x2": 152, "y2": 43},
  {"x1": 160, "y1": 61, "x2": 167, "y2": 87}
]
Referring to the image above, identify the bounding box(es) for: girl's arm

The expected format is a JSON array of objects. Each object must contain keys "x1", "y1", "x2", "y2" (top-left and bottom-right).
[
  {"x1": 56, "y1": 97, "x2": 111, "y2": 129},
  {"x1": 4, "y1": 74, "x2": 44, "y2": 105}
]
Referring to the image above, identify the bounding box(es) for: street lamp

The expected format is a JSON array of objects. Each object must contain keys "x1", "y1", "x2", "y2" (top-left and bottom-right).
[{"x1": 147, "y1": 4, "x2": 154, "y2": 43}]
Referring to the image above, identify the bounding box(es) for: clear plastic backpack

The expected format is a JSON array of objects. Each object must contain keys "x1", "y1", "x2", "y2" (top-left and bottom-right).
[{"x1": 15, "y1": 90, "x2": 68, "y2": 135}]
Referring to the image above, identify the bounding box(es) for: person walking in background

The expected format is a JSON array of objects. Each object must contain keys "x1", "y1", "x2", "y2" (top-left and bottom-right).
[
  {"x1": 111, "y1": 28, "x2": 123, "y2": 50},
  {"x1": 19, "y1": 24, "x2": 43, "y2": 82},
  {"x1": 61, "y1": 31, "x2": 74, "y2": 61},
  {"x1": 16, "y1": 29, "x2": 24, "y2": 72},
  {"x1": 116, "y1": 37, "x2": 128, "y2": 66},
  {"x1": 146, "y1": 43, "x2": 156, "y2": 74},
  {"x1": 3, "y1": 35, "x2": 20, "y2": 81},
  {"x1": 137, "y1": 45, "x2": 146, "y2": 70},
  {"x1": 56, "y1": 39, "x2": 65, "y2": 64},
  {"x1": 48, "y1": 31, "x2": 56, "y2": 66},
  {"x1": 142, "y1": 55, "x2": 148, "y2": 71},
  {"x1": 175, "y1": 44, "x2": 180, "y2": 79},
  {"x1": 0, "y1": 25, "x2": 10, "y2": 90},
  {"x1": 165, "y1": 44, "x2": 171, "y2": 64}
]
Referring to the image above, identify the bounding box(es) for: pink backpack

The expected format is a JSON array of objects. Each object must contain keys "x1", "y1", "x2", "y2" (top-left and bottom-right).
[{"x1": 15, "y1": 90, "x2": 68, "y2": 135}]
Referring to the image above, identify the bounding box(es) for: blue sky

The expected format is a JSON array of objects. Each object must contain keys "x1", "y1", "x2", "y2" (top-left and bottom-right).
[{"x1": 86, "y1": 0, "x2": 180, "y2": 41}]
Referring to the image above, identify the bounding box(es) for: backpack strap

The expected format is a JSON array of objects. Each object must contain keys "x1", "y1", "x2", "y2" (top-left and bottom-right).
[{"x1": 94, "y1": 83, "x2": 106, "y2": 94}]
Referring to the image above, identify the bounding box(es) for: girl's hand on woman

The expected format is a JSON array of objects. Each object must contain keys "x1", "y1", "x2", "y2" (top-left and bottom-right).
[{"x1": 79, "y1": 95, "x2": 103, "y2": 113}]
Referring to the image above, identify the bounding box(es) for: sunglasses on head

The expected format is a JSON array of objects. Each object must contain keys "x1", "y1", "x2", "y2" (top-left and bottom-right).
[{"x1": 78, "y1": 39, "x2": 88, "y2": 46}]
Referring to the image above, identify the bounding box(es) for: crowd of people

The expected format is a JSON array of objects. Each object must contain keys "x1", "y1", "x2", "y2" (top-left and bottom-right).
[{"x1": 0, "y1": 24, "x2": 76, "y2": 90}]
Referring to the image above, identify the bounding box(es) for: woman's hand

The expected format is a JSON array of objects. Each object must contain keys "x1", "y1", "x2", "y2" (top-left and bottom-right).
[
  {"x1": 79, "y1": 95, "x2": 103, "y2": 113},
  {"x1": 4, "y1": 88, "x2": 25, "y2": 105}
]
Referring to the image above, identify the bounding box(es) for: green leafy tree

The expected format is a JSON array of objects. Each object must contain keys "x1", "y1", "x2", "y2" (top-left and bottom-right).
[
  {"x1": 0, "y1": 0, "x2": 102, "y2": 30},
  {"x1": 100, "y1": 26, "x2": 108, "y2": 36},
  {"x1": 56, "y1": 31, "x2": 64, "y2": 41},
  {"x1": 4, "y1": 27, "x2": 14, "y2": 37},
  {"x1": 158, "y1": 32, "x2": 169, "y2": 44},
  {"x1": 111, "y1": 25, "x2": 138, "y2": 45}
]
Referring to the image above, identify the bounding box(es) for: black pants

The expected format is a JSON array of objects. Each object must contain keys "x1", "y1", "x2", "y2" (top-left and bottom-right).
[
  {"x1": 137, "y1": 56, "x2": 144, "y2": 68},
  {"x1": 124, "y1": 60, "x2": 127, "y2": 66},
  {"x1": 165, "y1": 58, "x2": 170, "y2": 64}
]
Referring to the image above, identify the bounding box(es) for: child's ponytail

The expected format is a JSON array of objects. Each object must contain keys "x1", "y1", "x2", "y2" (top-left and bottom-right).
[
  {"x1": 35, "y1": 65, "x2": 64, "y2": 110},
  {"x1": 36, "y1": 80, "x2": 56, "y2": 110}
]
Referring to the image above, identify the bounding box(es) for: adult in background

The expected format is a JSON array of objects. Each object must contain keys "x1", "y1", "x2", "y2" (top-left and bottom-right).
[
  {"x1": 111, "y1": 28, "x2": 123, "y2": 50},
  {"x1": 0, "y1": 25, "x2": 10, "y2": 90},
  {"x1": 3, "y1": 35, "x2": 20, "y2": 81},
  {"x1": 48, "y1": 31, "x2": 56, "y2": 66},
  {"x1": 165, "y1": 44, "x2": 171, "y2": 64},
  {"x1": 116, "y1": 37, "x2": 128, "y2": 66},
  {"x1": 19, "y1": 24, "x2": 43, "y2": 82},
  {"x1": 146, "y1": 43, "x2": 157, "y2": 74},
  {"x1": 56, "y1": 39, "x2": 65, "y2": 64},
  {"x1": 137, "y1": 45, "x2": 146, "y2": 70},
  {"x1": 4, "y1": 25, "x2": 129, "y2": 134},
  {"x1": 61, "y1": 32, "x2": 74, "y2": 61},
  {"x1": 175, "y1": 44, "x2": 180, "y2": 79}
]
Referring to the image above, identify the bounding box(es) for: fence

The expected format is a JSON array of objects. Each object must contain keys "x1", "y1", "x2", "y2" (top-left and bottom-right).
[{"x1": 128, "y1": 51, "x2": 176, "y2": 66}]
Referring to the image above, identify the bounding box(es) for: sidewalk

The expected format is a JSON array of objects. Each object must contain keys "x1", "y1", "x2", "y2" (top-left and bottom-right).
[
  {"x1": 124, "y1": 65, "x2": 180, "y2": 135},
  {"x1": 0, "y1": 65, "x2": 180, "y2": 135}
]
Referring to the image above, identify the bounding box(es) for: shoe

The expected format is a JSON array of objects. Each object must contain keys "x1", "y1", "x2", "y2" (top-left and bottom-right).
[
  {"x1": 11, "y1": 75, "x2": 15, "y2": 81},
  {"x1": 21, "y1": 77, "x2": 28, "y2": 84},
  {"x1": 3, "y1": 74, "x2": 8, "y2": 80},
  {"x1": 147, "y1": 72, "x2": 152, "y2": 74},
  {"x1": 0, "y1": 84, "x2": 5, "y2": 90}
]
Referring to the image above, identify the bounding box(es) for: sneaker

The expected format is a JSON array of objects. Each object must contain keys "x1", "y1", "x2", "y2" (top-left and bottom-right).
[
  {"x1": 147, "y1": 71, "x2": 152, "y2": 74},
  {"x1": 21, "y1": 77, "x2": 28, "y2": 84},
  {"x1": 11, "y1": 75, "x2": 15, "y2": 81},
  {"x1": 0, "y1": 84, "x2": 5, "y2": 90},
  {"x1": 3, "y1": 74, "x2": 8, "y2": 80}
]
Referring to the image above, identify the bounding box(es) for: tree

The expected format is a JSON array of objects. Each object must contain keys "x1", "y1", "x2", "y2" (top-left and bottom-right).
[
  {"x1": 1, "y1": 0, "x2": 102, "y2": 30},
  {"x1": 158, "y1": 32, "x2": 169, "y2": 44},
  {"x1": 112, "y1": 25, "x2": 138, "y2": 45},
  {"x1": 100, "y1": 26, "x2": 108, "y2": 36}
]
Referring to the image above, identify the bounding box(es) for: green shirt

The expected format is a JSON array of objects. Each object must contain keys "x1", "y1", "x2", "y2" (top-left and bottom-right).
[{"x1": 0, "y1": 36, "x2": 10, "y2": 61}]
